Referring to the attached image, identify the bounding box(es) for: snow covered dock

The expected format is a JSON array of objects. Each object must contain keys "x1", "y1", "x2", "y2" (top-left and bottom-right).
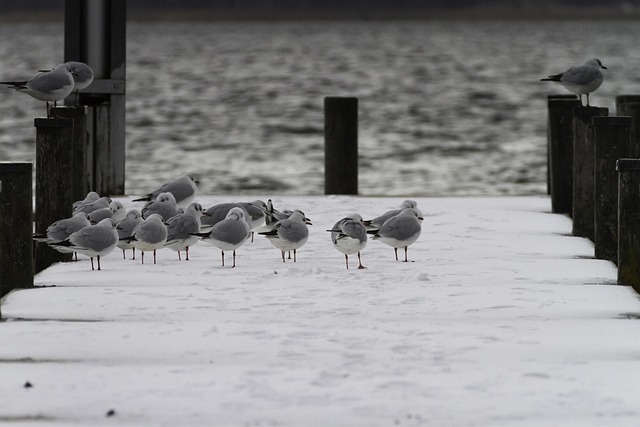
[{"x1": 1, "y1": 195, "x2": 640, "y2": 426}]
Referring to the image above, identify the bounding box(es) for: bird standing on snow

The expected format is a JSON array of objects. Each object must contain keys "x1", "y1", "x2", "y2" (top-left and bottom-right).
[
  {"x1": 540, "y1": 58, "x2": 606, "y2": 107},
  {"x1": 367, "y1": 208, "x2": 423, "y2": 262},
  {"x1": 192, "y1": 207, "x2": 250, "y2": 268},
  {"x1": 49, "y1": 218, "x2": 119, "y2": 271},
  {"x1": 1, "y1": 63, "x2": 75, "y2": 118},
  {"x1": 164, "y1": 202, "x2": 209, "y2": 261},
  {"x1": 133, "y1": 175, "x2": 199, "y2": 208},
  {"x1": 116, "y1": 209, "x2": 142, "y2": 260},
  {"x1": 328, "y1": 214, "x2": 368, "y2": 270},
  {"x1": 124, "y1": 213, "x2": 167, "y2": 265},
  {"x1": 259, "y1": 211, "x2": 311, "y2": 263},
  {"x1": 364, "y1": 199, "x2": 422, "y2": 230}
]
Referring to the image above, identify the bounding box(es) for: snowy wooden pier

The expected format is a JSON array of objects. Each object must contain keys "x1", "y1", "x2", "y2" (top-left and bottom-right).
[{"x1": 1, "y1": 195, "x2": 639, "y2": 426}]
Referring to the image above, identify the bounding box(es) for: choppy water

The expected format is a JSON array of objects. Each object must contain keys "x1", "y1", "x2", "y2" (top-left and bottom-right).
[{"x1": 1, "y1": 19, "x2": 640, "y2": 196}]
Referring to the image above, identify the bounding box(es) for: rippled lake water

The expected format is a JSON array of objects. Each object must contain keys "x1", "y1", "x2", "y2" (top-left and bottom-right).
[{"x1": 1, "y1": 19, "x2": 640, "y2": 196}]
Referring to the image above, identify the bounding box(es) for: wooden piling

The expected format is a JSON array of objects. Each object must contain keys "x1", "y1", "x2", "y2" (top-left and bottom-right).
[
  {"x1": 616, "y1": 158, "x2": 640, "y2": 293},
  {"x1": 0, "y1": 162, "x2": 34, "y2": 299},
  {"x1": 572, "y1": 106, "x2": 608, "y2": 240},
  {"x1": 616, "y1": 95, "x2": 640, "y2": 158},
  {"x1": 51, "y1": 106, "x2": 89, "y2": 203},
  {"x1": 547, "y1": 97, "x2": 582, "y2": 215},
  {"x1": 324, "y1": 96, "x2": 358, "y2": 195},
  {"x1": 34, "y1": 118, "x2": 75, "y2": 273},
  {"x1": 593, "y1": 116, "x2": 631, "y2": 263},
  {"x1": 546, "y1": 95, "x2": 579, "y2": 195}
]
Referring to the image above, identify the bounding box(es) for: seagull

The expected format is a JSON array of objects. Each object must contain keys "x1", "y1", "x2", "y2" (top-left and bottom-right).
[
  {"x1": 1, "y1": 63, "x2": 75, "y2": 118},
  {"x1": 364, "y1": 200, "x2": 422, "y2": 229},
  {"x1": 259, "y1": 211, "x2": 311, "y2": 263},
  {"x1": 72, "y1": 195, "x2": 112, "y2": 215},
  {"x1": 541, "y1": 58, "x2": 607, "y2": 107},
  {"x1": 141, "y1": 192, "x2": 179, "y2": 221},
  {"x1": 49, "y1": 218, "x2": 119, "y2": 270},
  {"x1": 193, "y1": 207, "x2": 250, "y2": 268},
  {"x1": 327, "y1": 214, "x2": 368, "y2": 270},
  {"x1": 88, "y1": 201, "x2": 126, "y2": 225},
  {"x1": 116, "y1": 209, "x2": 142, "y2": 260},
  {"x1": 123, "y1": 213, "x2": 168, "y2": 264},
  {"x1": 200, "y1": 202, "x2": 253, "y2": 239},
  {"x1": 367, "y1": 208, "x2": 423, "y2": 262},
  {"x1": 34, "y1": 212, "x2": 91, "y2": 260},
  {"x1": 65, "y1": 61, "x2": 94, "y2": 104},
  {"x1": 40, "y1": 61, "x2": 94, "y2": 105},
  {"x1": 133, "y1": 175, "x2": 199, "y2": 208},
  {"x1": 72, "y1": 191, "x2": 100, "y2": 212},
  {"x1": 164, "y1": 202, "x2": 209, "y2": 261}
]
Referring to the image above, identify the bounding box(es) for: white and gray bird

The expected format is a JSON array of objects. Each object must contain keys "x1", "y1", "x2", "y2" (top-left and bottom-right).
[
  {"x1": 367, "y1": 208, "x2": 423, "y2": 262},
  {"x1": 50, "y1": 218, "x2": 119, "y2": 270},
  {"x1": 124, "y1": 213, "x2": 168, "y2": 265},
  {"x1": 541, "y1": 58, "x2": 607, "y2": 107},
  {"x1": 40, "y1": 61, "x2": 94, "y2": 105},
  {"x1": 364, "y1": 200, "x2": 422, "y2": 229},
  {"x1": 73, "y1": 195, "x2": 112, "y2": 215},
  {"x1": 164, "y1": 202, "x2": 208, "y2": 261},
  {"x1": 72, "y1": 191, "x2": 100, "y2": 212},
  {"x1": 1, "y1": 63, "x2": 75, "y2": 118},
  {"x1": 327, "y1": 214, "x2": 368, "y2": 270},
  {"x1": 133, "y1": 175, "x2": 199, "y2": 208},
  {"x1": 259, "y1": 211, "x2": 311, "y2": 263},
  {"x1": 141, "y1": 192, "x2": 179, "y2": 221},
  {"x1": 116, "y1": 209, "x2": 142, "y2": 260},
  {"x1": 193, "y1": 207, "x2": 250, "y2": 268},
  {"x1": 200, "y1": 202, "x2": 253, "y2": 239},
  {"x1": 88, "y1": 201, "x2": 126, "y2": 225},
  {"x1": 34, "y1": 212, "x2": 91, "y2": 261}
]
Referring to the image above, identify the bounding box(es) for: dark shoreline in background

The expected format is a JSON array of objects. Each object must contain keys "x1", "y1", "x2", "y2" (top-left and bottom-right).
[{"x1": 2, "y1": 7, "x2": 640, "y2": 22}]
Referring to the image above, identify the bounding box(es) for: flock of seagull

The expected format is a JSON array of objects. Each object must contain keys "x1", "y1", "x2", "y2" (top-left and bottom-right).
[
  {"x1": 8, "y1": 57, "x2": 609, "y2": 272},
  {"x1": 34, "y1": 175, "x2": 424, "y2": 271}
]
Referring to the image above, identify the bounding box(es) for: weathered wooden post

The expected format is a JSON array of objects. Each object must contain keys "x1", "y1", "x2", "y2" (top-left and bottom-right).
[
  {"x1": 65, "y1": 0, "x2": 126, "y2": 195},
  {"x1": 617, "y1": 158, "x2": 640, "y2": 294},
  {"x1": 51, "y1": 106, "x2": 89, "y2": 203},
  {"x1": 0, "y1": 163, "x2": 34, "y2": 299},
  {"x1": 546, "y1": 95, "x2": 579, "y2": 195},
  {"x1": 593, "y1": 116, "x2": 631, "y2": 263},
  {"x1": 547, "y1": 97, "x2": 582, "y2": 214},
  {"x1": 324, "y1": 96, "x2": 358, "y2": 195},
  {"x1": 616, "y1": 95, "x2": 640, "y2": 158},
  {"x1": 34, "y1": 118, "x2": 75, "y2": 273},
  {"x1": 572, "y1": 106, "x2": 608, "y2": 240}
]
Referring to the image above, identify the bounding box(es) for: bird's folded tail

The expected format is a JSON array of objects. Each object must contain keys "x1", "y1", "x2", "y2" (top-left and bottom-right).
[
  {"x1": 540, "y1": 74, "x2": 563, "y2": 82},
  {"x1": 258, "y1": 229, "x2": 278, "y2": 236},
  {"x1": 119, "y1": 235, "x2": 136, "y2": 243},
  {"x1": 49, "y1": 239, "x2": 73, "y2": 248},
  {"x1": 132, "y1": 195, "x2": 152, "y2": 202},
  {"x1": 1, "y1": 80, "x2": 28, "y2": 89},
  {"x1": 189, "y1": 232, "x2": 209, "y2": 238}
]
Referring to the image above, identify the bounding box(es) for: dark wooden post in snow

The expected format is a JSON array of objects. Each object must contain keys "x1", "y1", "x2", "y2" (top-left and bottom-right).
[
  {"x1": 34, "y1": 118, "x2": 75, "y2": 273},
  {"x1": 547, "y1": 97, "x2": 582, "y2": 215},
  {"x1": 572, "y1": 106, "x2": 608, "y2": 240},
  {"x1": 0, "y1": 163, "x2": 34, "y2": 299},
  {"x1": 616, "y1": 96, "x2": 640, "y2": 158},
  {"x1": 65, "y1": 0, "x2": 126, "y2": 195},
  {"x1": 51, "y1": 106, "x2": 89, "y2": 202},
  {"x1": 593, "y1": 116, "x2": 631, "y2": 263},
  {"x1": 324, "y1": 96, "x2": 358, "y2": 195},
  {"x1": 617, "y1": 158, "x2": 640, "y2": 294}
]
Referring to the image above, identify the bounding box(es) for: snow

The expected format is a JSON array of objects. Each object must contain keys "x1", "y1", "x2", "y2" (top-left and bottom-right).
[{"x1": 1, "y1": 195, "x2": 640, "y2": 426}]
